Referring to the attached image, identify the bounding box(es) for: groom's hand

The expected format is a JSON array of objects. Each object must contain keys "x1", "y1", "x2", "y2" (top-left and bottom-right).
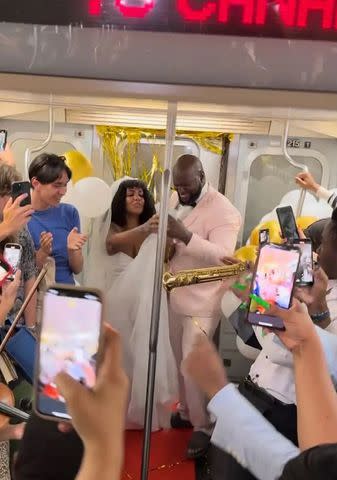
[{"x1": 167, "y1": 215, "x2": 192, "y2": 245}]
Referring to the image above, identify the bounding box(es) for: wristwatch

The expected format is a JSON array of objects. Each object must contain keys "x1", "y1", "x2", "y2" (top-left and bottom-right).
[{"x1": 310, "y1": 310, "x2": 330, "y2": 323}]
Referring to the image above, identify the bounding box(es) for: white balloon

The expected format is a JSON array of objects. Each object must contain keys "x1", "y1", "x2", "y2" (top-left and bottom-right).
[{"x1": 72, "y1": 177, "x2": 112, "y2": 218}]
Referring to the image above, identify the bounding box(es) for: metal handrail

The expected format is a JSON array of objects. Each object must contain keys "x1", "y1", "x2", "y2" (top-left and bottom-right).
[
  {"x1": 282, "y1": 120, "x2": 308, "y2": 217},
  {"x1": 24, "y1": 103, "x2": 54, "y2": 179}
]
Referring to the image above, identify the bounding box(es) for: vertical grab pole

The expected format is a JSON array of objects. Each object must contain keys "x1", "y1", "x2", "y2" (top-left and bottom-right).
[
  {"x1": 141, "y1": 102, "x2": 177, "y2": 480},
  {"x1": 282, "y1": 120, "x2": 308, "y2": 217}
]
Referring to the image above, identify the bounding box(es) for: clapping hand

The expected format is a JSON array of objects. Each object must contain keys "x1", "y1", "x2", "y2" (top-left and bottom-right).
[
  {"x1": 67, "y1": 228, "x2": 87, "y2": 251},
  {"x1": 40, "y1": 231, "x2": 53, "y2": 256}
]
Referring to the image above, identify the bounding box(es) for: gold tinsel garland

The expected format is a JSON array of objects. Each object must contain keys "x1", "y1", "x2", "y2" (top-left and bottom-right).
[{"x1": 96, "y1": 126, "x2": 233, "y2": 192}]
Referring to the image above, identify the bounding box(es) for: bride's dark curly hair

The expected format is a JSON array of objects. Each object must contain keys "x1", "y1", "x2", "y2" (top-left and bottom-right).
[{"x1": 111, "y1": 179, "x2": 156, "y2": 227}]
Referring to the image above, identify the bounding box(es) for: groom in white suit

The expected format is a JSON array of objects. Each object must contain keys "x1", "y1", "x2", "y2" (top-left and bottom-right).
[{"x1": 167, "y1": 154, "x2": 241, "y2": 458}]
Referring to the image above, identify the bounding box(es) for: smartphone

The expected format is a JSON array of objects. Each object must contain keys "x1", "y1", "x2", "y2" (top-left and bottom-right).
[
  {"x1": 293, "y1": 239, "x2": 314, "y2": 286},
  {"x1": 276, "y1": 206, "x2": 300, "y2": 241},
  {"x1": 259, "y1": 229, "x2": 270, "y2": 246},
  {"x1": 4, "y1": 243, "x2": 22, "y2": 280},
  {"x1": 34, "y1": 285, "x2": 103, "y2": 421},
  {"x1": 0, "y1": 130, "x2": 7, "y2": 151},
  {"x1": 248, "y1": 243, "x2": 301, "y2": 330},
  {"x1": 11, "y1": 181, "x2": 31, "y2": 207}
]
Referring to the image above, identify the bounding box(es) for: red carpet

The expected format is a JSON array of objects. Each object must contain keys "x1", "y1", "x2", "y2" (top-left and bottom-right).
[{"x1": 122, "y1": 429, "x2": 194, "y2": 479}]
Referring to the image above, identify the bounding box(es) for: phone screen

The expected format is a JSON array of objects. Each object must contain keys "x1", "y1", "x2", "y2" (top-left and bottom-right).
[
  {"x1": 0, "y1": 258, "x2": 11, "y2": 284},
  {"x1": 0, "y1": 131, "x2": 7, "y2": 151},
  {"x1": 35, "y1": 288, "x2": 102, "y2": 420},
  {"x1": 295, "y1": 241, "x2": 313, "y2": 285},
  {"x1": 259, "y1": 229, "x2": 270, "y2": 245},
  {"x1": 4, "y1": 245, "x2": 22, "y2": 275},
  {"x1": 248, "y1": 244, "x2": 300, "y2": 329},
  {"x1": 277, "y1": 206, "x2": 300, "y2": 240}
]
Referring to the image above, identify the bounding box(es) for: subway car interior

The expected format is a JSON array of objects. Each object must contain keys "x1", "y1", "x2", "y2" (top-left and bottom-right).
[{"x1": 1, "y1": 2, "x2": 337, "y2": 479}]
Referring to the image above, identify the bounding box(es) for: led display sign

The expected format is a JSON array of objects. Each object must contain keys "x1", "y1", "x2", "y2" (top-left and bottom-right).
[{"x1": 2, "y1": 0, "x2": 337, "y2": 41}]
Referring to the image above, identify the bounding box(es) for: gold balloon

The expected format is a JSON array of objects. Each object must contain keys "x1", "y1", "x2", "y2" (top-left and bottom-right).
[
  {"x1": 250, "y1": 220, "x2": 282, "y2": 246},
  {"x1": 234, "y1": 245, "x2": 258, "y2": 263},
  {"x1": 296, "y1": 216, "x2": 318, "y2": 231},
  {"x1": 63, "y1": 151, "x2": 93, "y2": 184}
]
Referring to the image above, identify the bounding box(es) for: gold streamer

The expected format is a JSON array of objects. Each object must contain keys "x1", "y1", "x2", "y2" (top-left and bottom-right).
[{"x1": 96, "y1": 126, "x2": 233, "y2": 195}]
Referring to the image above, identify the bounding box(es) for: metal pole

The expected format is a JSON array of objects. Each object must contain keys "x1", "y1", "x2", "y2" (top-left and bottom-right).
[
  {"x1": 24, "y1": 103, "x2": 54, "y2": 179},
  {"x1": 282, "y1": 120, "x2": 308, "y2": 217},
  {"x1": 141, "y1": 102, "x2": 177, "y2": 480}
]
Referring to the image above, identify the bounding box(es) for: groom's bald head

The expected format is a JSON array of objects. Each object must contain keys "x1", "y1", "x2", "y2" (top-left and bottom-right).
[{"x1": 173, "y1": 155, "x2": 205, "y2": 206}]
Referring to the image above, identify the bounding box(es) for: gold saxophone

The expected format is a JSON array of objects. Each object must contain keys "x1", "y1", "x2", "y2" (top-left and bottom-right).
[{"x1": 163, "y1": 262, "x2": 248, "y2": 292}]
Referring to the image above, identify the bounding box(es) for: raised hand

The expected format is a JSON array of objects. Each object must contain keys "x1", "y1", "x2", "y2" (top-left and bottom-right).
[
  {"x1": 295, "y1": 171, "x2": 319, "y2": 193},
  {"x1": 67, "y1": 228, "x2": 87, "y2": 251},
  {"x1": 182, "y1": 334, "x2": 228, "y2": 400},
  {"x1": 269, "y1": 299, "x2": 317, "y2": 352}
]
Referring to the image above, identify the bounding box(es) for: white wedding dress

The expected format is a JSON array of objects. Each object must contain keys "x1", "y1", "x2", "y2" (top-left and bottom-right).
[{"x1": 83, "y1": 179, "x2": 178, "y2": 431}]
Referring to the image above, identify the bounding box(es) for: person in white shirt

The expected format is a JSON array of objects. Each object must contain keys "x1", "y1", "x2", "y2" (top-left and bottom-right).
[
  {"x1": 215, "y1": 209, "x2": 337, "y2": 479},
  {"x1": 183, "y1": 299, "x2": 337, "y2": 480}
]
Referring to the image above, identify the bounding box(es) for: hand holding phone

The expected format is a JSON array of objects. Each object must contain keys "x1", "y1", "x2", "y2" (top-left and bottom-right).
[
  {"x1": 34, "y1": 286, "x2": 103, "y2": 421},
  {"x1": 248, "y1": 243, "x2": 300, "y2": 330},
  {"x1": 2, "y1": 196, "x2": 34, "y2": 235}
]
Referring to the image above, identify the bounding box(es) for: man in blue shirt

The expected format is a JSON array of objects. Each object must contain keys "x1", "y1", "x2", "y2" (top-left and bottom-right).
[{"x1": 27, "y1": 153, "x2": 87, "y2": 284}]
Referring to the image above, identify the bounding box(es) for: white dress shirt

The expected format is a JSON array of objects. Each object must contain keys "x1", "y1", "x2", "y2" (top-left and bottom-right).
[
  {"x1": 208, "y1": 384, "x2": 300, "y2": 480},
  {"x1": 222, "y1": 280, "x2": 337, "y2": 404},
  {"x1": 172, "y1": 183, "x2": 209, "y2": 222}
]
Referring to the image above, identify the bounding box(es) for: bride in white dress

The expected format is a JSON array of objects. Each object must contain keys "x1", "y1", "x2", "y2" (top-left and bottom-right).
[{"x1": 84, "y1": 177, "x2": 178, "y2": 431}]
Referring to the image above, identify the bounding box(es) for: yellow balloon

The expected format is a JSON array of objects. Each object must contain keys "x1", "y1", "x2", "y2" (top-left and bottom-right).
[
  {"x1": 234, "y1": 245, "x2": 258, "y2": 263},
  {"x1": 250, "y1": 220, "x2": 282, "y2": 246},
  {"x1": 296, "y1": 216, "x2": 318, "y2": 231},
  {"x1": 63, "y1": 151, "x2": 93, "y2": 184}
]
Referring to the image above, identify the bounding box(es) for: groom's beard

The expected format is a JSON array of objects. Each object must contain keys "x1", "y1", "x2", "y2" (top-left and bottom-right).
[{"x1": 178, "y1": 183, "x2": 203, "y2": 207}]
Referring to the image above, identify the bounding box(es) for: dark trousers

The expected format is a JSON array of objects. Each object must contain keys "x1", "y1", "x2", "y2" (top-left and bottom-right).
[{"x1": 209, "y1": 380, "x2": 298, "y2": 480}]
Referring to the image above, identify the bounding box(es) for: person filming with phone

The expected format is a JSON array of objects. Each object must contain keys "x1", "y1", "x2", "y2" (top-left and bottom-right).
[
  {"x1": 213, "y1": 207, "x2": 337, "y2": 479},
  {"x1": 0, "y1": 165, "x2": 37, "y2": 328}
]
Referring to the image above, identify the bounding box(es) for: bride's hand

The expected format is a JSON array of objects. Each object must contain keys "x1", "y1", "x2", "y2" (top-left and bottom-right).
[{"x1": 141, "y1": 214, "x2": 159, "y2": 235}]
